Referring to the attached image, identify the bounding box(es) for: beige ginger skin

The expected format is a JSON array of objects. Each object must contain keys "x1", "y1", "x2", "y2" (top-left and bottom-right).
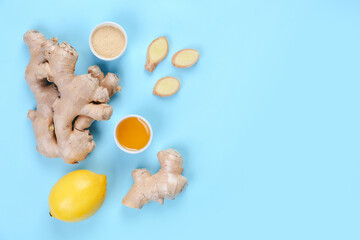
[
  {"x1": 24, "y1": 30, "x2": 121, "y2": 164},
  {"x1": 122, "y1": 149, "x2": 188, "y2": 209}
]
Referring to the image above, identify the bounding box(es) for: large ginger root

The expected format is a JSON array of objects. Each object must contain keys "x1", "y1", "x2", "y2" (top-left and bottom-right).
[
  {"x1": 24, "y1": 30, "x2": 121, "y2": 164},
  {"x1": 172, "y1": 49, "x2": 199, "y2": 68},
  {"x1": 122, "y1": 149, "x2": 188, "y2": 209},
  {"x1": 145, "y1": 37, "x2": 169, "y2": 72},
  {"x1": 153, "y1": 77, "x2": 180, "y2": 97}
]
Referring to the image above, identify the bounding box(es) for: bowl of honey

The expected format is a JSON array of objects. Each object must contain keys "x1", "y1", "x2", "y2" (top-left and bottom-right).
[{"x1": 114, "y1": 114, "x2": 153, "y2": 154}]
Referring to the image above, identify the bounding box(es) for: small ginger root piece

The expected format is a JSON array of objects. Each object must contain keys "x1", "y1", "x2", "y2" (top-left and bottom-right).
[
  {"x1": 153, "y1": 77, "x2": 180, "y2": 97},
  {"x1": 24, "y1": 30, "x2": 121, "y2": 164},
  {"x1": 122, "y1": 149, "x2": 188, "y2": 209},
  {"x1": 145, "y1": 37, "x2": 169, "y2": 72},
  {"x1": 172, "y1": 49, "x2": 199, "y2": 68}
]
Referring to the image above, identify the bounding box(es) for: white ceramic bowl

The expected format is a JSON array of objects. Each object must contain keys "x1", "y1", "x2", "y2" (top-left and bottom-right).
[
  {"x1": 89, "y1": 21, "x2": 128, "y2": 61},
  {"x1": 114, "y1": 114, "x2": 153, "y2": 154}
]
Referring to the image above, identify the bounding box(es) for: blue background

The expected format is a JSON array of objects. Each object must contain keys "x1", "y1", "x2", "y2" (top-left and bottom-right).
[{"x1": 0, "y1": 0, "x2": 359, "y2": 239}]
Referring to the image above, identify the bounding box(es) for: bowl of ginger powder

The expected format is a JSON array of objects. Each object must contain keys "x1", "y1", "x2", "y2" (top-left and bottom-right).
[{"x1": 89, "y1": 21, "x2": 127, "y2": 61}]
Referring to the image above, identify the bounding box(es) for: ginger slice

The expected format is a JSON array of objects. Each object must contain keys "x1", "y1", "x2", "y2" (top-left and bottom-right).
[
  {"x1": 172, "y1": 49, "x2": 199, "y2": 68},
  {"x1": 153, "y1": 77, "x2": 180, "y2": 97},
  {"x1": 122, "y1": 149, "x2": 188, "y2": 209},
  {"x1": 145, "y1": 37, "x2": 169, "y2": 72}
]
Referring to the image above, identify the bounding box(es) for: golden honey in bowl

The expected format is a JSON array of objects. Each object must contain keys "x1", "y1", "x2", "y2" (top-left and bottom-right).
[{"x1": 116, "y1": 116, "x2": 151, "y2": 152}]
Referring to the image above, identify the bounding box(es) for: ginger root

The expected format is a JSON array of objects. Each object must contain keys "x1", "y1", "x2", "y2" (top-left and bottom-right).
[
  {"x1": 172, "y1": 49, "x2": 199, "y2": 68},
  {"x1": 122, "y1": 149, "x2": 188, "y2": 209},
  {"x1": 24, "y1": 30, "x2": 121, "y2": 164},
  {"x1": 153, "y1": 77, "x2": 180, "y2": 97},
  {"x1": 145, "y1": 37, "x2": 169, "y2": 72}
]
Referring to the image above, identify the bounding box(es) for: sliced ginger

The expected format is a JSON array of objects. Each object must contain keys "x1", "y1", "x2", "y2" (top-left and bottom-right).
[
  {"x1": 153, "y1": 77, "x2": 180, "y2": 97},
  {"x1": 172, "y1": 49, "x2": 199, "y2": 68},
  {"x1": 145, "y1": 37, "x2": 169, "y2": 72}
]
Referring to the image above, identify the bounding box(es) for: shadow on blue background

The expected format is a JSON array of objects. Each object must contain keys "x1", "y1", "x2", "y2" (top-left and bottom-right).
[{"x1": 0, "y1": 0, "x2": 359, "y2": 239}]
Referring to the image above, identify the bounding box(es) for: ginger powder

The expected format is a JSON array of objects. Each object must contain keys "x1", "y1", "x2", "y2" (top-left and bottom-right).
[{"x1": 91, "y1": 26, "x2": 125, "y2": 58}]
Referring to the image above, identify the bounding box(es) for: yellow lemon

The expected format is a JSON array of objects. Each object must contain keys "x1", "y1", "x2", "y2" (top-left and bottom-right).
[{"x1": 49, "y1": 170, "x2": 107, "y2": 222}]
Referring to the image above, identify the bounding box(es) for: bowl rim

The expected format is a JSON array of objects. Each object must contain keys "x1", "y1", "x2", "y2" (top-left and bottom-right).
[
  {"x1": 113, "y1": 114, "x2": 153, "y2": 154},
  {"x1": 89, "y1": 21, "x2": 128, "y2": 61}
]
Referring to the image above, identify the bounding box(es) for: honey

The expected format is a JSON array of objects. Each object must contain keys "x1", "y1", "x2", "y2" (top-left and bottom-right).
[{"x1": 116, "y1": 117, "x2": 151, "y2": 151}]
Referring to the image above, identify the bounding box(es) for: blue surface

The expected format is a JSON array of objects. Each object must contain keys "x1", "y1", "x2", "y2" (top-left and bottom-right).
[{"x1": 0, "y1": 0, "x2": 360, "y2": 239}]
